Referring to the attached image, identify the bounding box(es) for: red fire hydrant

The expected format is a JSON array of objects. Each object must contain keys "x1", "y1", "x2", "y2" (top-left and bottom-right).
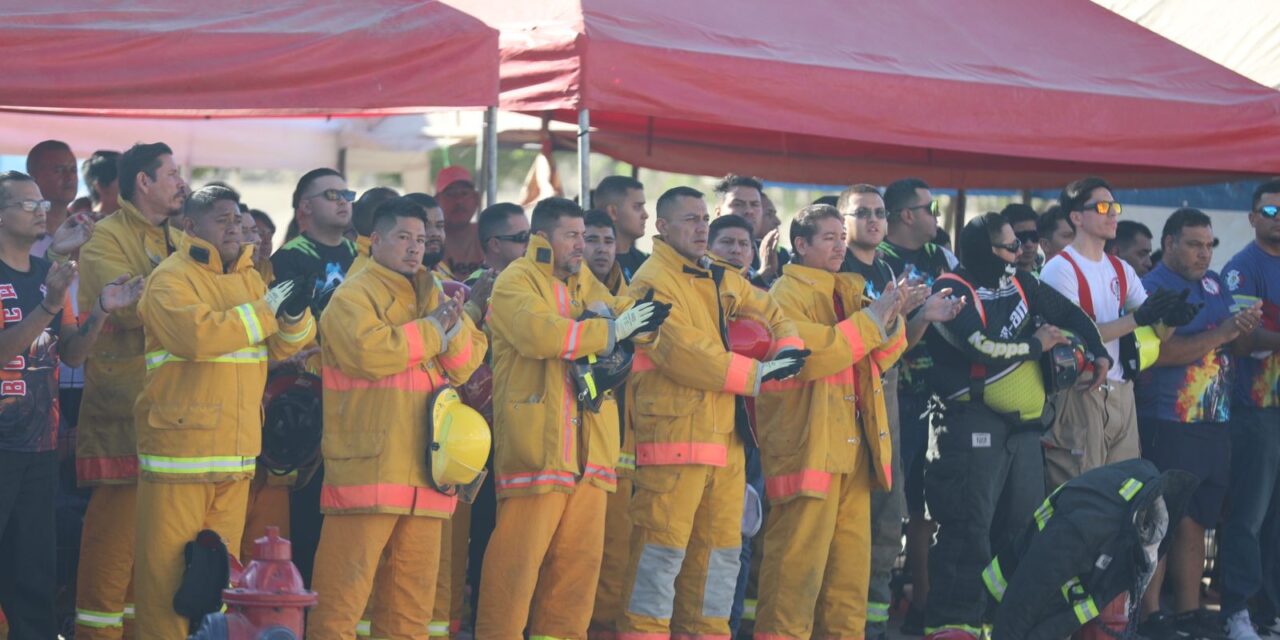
[{"x1": 190, "y1": 527, "x2": 318, "y2": 640}]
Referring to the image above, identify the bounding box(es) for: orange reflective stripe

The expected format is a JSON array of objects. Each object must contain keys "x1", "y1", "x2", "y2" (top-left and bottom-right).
[
  {"x1": 76, "y1": 455, "x2": 138, "y2": 482},
  {"x1": 561, "y1": 320, "x2": 588, "y2": 360},
  {"x1": 761, "y1": 367, "x2": 854, "y2": 393},
  {"x1": 495, "y1": 470, "x2": 577, "y2": 491},
  {"x1": 322, "y1": 366, "x2": 441, "y2": 393},
  {"x1": 438, "y1": 334, "x2": 474, "y2": 371},
  {"x1": 765, "y1": 469, "x2": 833, "y2": 500},
  {"x1": 770, "y1": 335, "x2": 804, "y2": 357},
  {"x1": 584, "y1": 464, "x2": 618, "y2": 486},
  {"x1": 635, "y1": 442, "x2": 727, "y2": 466},
  {"x1": 402, "y1": 321, "x2": 425, "y2": 364},
  {"x1": 835, "y1": 317, "x2": 869, "y2": 361},
  {"x1": 320, "y1": 483, "x2": 456, "y2": 514},
  {"x1": 632, "y1": 349, "x2": 656, "y2": 372},
  {"x1": 722, "y1": 353, "x2": 755, "y2": 395},
  {"x1": 872, "y1": 328, "x2": 907, "y2": 369}
]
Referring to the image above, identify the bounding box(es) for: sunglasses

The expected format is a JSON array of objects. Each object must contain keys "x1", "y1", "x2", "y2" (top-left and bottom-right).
[
  {"x1": 1081, "y1": 201, "x2": 1122, "y2": 216},
  {"x1": 1015, "y1": 230, "x2": 1040, "y2": 244},
  {"x1": 493, "y1": 231, "x2": 530, "y2": 244},
  {"x1": 3, "y1": 199, "x2": 52, "y2": 213},
  {"x1": 307, "y1": 189, "x2": 356, "y2": 203},
  {"x1": 994, "y1": 240, "x2": 1022, "y2": 253},
  {"x1": 904, "y1": 202, "x2": 938, "y2": 216},
  {"x1": 845, "y1": 207, "x2": 888, "y2": 220},
  {"x1": 1258, "y1": 205, "x2": 1279, "y2": 219}
]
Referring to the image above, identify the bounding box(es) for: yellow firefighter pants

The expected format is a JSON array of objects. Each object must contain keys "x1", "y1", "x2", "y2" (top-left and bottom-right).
[
  {"x1": 755, "y1": 460, "x2": 874, "y2": 639},
  {"x1": 427, "y1": 500, "x2": 470, "y2": 637},
  {"x1": 240, "y1": 469, "x2": 291, "y2": 564},
  {"x1": 617, "y1": 449, "x2": 746, "y2": 638},
  {"x1": 133, "y1": 478, "x2": 249, "y2": 640},
  {"x1": 590, "y1": 476, "x2": 633, "y2": 638},
  {"x1": 75, "y1": 483, "x2": 137, "y2": 639},
  {"x1": 308, "y1": 513, "x2": 443, "y2": 640},
  {"x1": 476, "y1": 482, "x2": 607, "y2": 640}
]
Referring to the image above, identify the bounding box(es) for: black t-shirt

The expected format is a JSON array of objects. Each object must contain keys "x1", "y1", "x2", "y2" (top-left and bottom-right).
[
  {"x1": 0, "y1": 257, "x2": 67, "y2": 452},
  {"x1": 840, "y1": 247, "x2": 895, "y2": 301},
  {"x1": 269, "y1": 234, "x2": 359, "y2": 317},
  {"x1": 616, "y1": 246, "x2": 649, "y2": 283},
  {"x1": 878, "y1": 240, "x2": 954, "y2": 396}
]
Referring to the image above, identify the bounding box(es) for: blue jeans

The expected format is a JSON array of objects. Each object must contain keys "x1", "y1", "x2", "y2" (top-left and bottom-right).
[
  {"x1": 1219, "y1": 405, "x2": 1280, "y2": 616},
  {"x1": 730, "y1": 443, "x2": 765, "y2": 636}
]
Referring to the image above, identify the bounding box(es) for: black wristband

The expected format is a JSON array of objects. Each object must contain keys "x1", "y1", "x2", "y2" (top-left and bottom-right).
[{"x1": 39, "y1": 301, "x2": 60, "y2": 316}]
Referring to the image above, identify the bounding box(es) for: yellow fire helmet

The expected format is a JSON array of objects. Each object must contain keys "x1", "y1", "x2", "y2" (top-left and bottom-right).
[{"x1": 426, "y1": 386, "x2": 491, "y2": 502}]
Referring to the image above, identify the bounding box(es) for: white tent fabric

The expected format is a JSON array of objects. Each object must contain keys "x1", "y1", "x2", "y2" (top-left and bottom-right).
[
  {"x1": 1094, "y1": 0, "x2": 1280, "y2": 90},
  {"x1": 0, "y1": 112, "x2": 440, "y2": 173}
]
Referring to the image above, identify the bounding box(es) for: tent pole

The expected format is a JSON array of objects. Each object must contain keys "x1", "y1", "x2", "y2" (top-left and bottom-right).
[
  {"x1": 483, "y1": 106, "x2": 498, "y2": 207},
  {"x1": 578, "y1": 109, "x2": 591, "y2": 208}
]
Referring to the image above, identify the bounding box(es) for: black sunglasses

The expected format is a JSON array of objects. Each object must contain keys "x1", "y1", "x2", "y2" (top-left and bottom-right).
[
  {"x1": 993, "y1": 240, "x2": 1021, "y2": 253},
  {"x1": 493, "y1": 231, "x2": 530, "y2": 244},
  {"x1": 1015, "y1": 230, "x2": 1040, "y2": 244}
]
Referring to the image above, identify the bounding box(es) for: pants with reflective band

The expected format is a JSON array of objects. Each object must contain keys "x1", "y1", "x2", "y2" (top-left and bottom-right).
[
  {"x1": 924, "y1": 403, "x2": 1044, "y2": 632},
  {"x1": 755, "y1": 448, "x2": 874, "y2": 639},
  {"x1": 0, "y1": 450, "x2": 58, "y2": 639},
  {"x1": 867, "y1": 370, "x2": 905, "y2": 634},
  {"x1": 308, "y1": 513, "x2": 443, "y2": 640},
  {"x1": 76, "y1": 482, "x2": 137, "y2": 640},
  {"x1": 617, "y1": 443, "x2": 745, "y2": 638},
  {"x1": 134, "y1": 478, "x2": 249, "y2": 640},
  {"x1": 430, "y1": 499, "x2": 470, "y2": 637},
  {"x1": 240, "y1": 468, "x2": 291, "y2": 564},
  {"x1": 1219, "y1": 406, "x2": 1280, "y2": 616},
  {"x1": 591, "y1": 476, "x2": 634, "y2": 637},
  {"x1": 476, "y1": 482, "x2": 608, "y2": 640},
  {"x1": 1043, "y1": 379, "x2": 1139, "y2": 490}
]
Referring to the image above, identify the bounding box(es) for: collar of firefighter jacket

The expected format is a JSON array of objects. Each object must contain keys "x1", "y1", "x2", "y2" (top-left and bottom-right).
[
  {"x1": 118, "y1": 198, "x2": 186, "y2": 260},
  {"x1": 524, "y1": 233, "x2": 564, "y2": 280},
  {"x1": 706, "y1": 251, "x2": 744, "y2": 274},
  {"x1": 650, "y1": 236, "x2": 712, "y2": 276},
  {"x1": 601, "y1": 260, "x2": 624, "y2": 295},
  {"x1": 366, "y1": 257, "x2": 439, "y2": 313},
  {"x1": 356, "y1": 234, "x2": 371, "y2": 257},
  {"x1": 182, "y1": 233, "x2": 256, "y2": 274}
]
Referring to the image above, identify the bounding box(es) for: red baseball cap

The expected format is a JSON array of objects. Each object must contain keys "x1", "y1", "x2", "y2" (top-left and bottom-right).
[{"x1": 435, "y1": 166, "x2": 474, "y2": 194}]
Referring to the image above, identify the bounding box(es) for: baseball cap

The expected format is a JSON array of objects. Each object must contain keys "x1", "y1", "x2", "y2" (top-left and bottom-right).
[{"x1": 435, "y1": 166, "x2": 474, "y2": 194}]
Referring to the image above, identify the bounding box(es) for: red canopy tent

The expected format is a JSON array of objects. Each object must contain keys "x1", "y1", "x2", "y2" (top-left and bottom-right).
[
  {"x1": 0, "y1": 1, "x2": 498, "y2": 116},
  {"x1": 447, "y1": 0, "x2": 1280, "y2": 190}
]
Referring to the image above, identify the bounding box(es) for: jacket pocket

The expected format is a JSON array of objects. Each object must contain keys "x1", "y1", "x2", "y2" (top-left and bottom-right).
[
  {"x1": 497, "y1": 399, "x2": 549, "y2": 472},
  {"x1": 322, "y1": 397, "x2": 387, "y2": 460},
  {"x1": 148, "y1": 402, "x2": 219, "y2": 430},
  {"x1": 632, "y1": 387, "x2": 698, "y2": 444}
]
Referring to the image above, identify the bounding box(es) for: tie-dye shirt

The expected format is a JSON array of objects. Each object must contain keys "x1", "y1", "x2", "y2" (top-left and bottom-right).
[
  {"x1": 1223, "y1": 241, "x2": 1280, "y2": 409},
  {"x1": 1136, "y1": 264, "x2": 1235, "y2": 423}
]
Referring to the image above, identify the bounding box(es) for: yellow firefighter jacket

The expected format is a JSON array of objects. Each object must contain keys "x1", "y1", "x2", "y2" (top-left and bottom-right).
[
  {"x1": 756, "y1": 264, "x2": 908, "y2": 503},
  {"x1": 135, "y1": 236, "x2": 315, "y2": 483},
  {"x1": 625, "y1": 238, "x2": 802, "y2": 468},
  {"x1": 76, "y1": 200, "x2": 185, "y2": 485},
  {"x1": 488, "y1": 235, "x2": 642, "y2": 498},
  {"x1": 319, "y1": 259, "x2": 486, "y2": 516}
]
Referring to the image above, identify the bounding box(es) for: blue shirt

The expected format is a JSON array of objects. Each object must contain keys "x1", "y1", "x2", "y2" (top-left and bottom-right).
[
  {"x1": 1223, "y1": 241, "x2": 1280, "y2": 408},
  {"x1": 1136, "y1": 264, "x2": 1235, "y2": 424}
]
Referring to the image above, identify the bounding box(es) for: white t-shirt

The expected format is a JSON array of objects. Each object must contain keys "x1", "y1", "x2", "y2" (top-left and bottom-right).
[{"x1": 1041, "y1": 245, "x2": 1148, "y2": 381}]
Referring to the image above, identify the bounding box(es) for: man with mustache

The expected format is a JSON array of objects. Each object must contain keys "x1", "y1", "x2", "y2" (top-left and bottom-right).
[{"x1": 75, "y1": 142, "x2": 188, "y2": 640}]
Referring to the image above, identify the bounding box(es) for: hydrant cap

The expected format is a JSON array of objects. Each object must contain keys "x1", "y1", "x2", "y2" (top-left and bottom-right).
[{"x1": 255, "y1": 526, "x2": 292, "y2": 561}]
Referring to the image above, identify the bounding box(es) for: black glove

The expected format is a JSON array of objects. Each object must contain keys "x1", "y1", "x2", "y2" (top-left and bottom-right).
[
  {"x1": 1160, "y1": 289, "x2": 1203, "y2": 327},
  {"x1": 760, "y1": 348, "x2": 812, "y2": 382},
  {"x1": 1133, "y1": 288, "x2": 1179, "y2": 327},
  {"x1": 280, "y1": 278, "x2": 313, "y2": 318}
]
